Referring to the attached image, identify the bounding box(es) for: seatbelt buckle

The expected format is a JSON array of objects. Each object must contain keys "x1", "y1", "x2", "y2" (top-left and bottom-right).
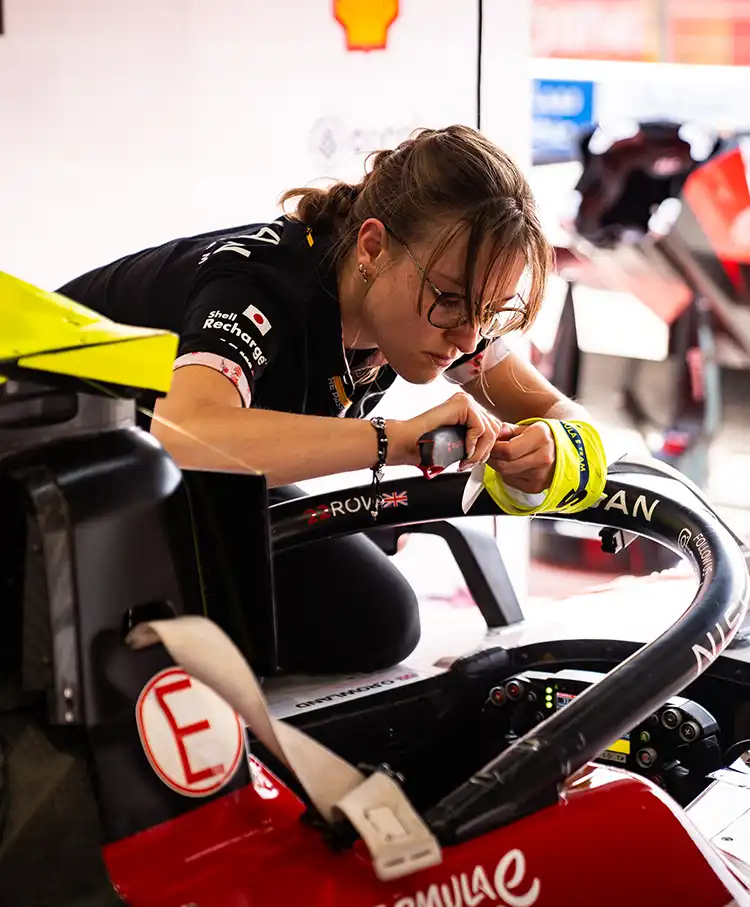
[{"x1": 333, "y1": 771, "x2": 443, "y2": 881}]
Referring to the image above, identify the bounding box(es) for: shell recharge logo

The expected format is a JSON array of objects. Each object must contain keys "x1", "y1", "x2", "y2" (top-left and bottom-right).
[{"x1": 333, "y1": 0, "x2": 399, "y2": 51}]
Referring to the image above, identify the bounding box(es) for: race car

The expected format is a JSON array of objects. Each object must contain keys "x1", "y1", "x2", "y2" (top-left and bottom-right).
[{"x1": 2, "y1": 271, "x2": 750, "y2": 907}]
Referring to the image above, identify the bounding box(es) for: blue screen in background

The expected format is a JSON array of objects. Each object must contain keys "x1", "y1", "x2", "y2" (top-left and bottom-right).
[{"x1": 532, "y1": 78, "x2": 596, "y2": 165}]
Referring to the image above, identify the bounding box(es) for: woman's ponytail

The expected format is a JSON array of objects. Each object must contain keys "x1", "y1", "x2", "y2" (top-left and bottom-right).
[{"x1": 279, "y1": 181, "x2": 361, "y2": 233}]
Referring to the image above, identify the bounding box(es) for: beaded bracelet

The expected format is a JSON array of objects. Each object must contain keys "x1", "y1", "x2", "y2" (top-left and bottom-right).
[{"x1": 369, "y1": 416, "x2": 388, "y2": 520}]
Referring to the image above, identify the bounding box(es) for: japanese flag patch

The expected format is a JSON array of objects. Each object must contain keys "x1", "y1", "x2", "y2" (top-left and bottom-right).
[{"x1": 242, "y1": 304, "x2": 272, "y2": 336}]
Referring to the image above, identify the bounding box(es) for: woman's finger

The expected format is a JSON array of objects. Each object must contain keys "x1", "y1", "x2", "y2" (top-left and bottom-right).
[
  {"x1": 457, "y1": 401, "x2": 507, "y2": 469},
  {"x1": 471, "y1": 409, "x2": 498, "y2": 465},
  {"x1": 490, "y1": 457, "x2": 552, "y2": 489},
  {"x1": 459, "y1": 412, "x2": 490, "y2": 469},
  {"x1": 461, "y1": 398, "x2": 488, "y2": 460},
  {"x1": 503, "y1": 472, "x2": 550, "y2": 494},
  {"x1": 492, "y1": 429, "x2": 544, "y2": 461},
  {"x1": 488, "y1": 416, "x2": 517, "y2": 443},
  {"x1": 490, "y1": 435, "x2": 550, "y2": 471}
]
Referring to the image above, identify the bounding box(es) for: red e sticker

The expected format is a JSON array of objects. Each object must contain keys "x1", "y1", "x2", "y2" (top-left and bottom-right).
[{"x1": 135, "y1": 667, "x2": 244, "y2": 798}]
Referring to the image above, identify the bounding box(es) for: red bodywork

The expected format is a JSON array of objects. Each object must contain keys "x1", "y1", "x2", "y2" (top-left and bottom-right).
[
  {"x1": 683, "y1": 146, "x2": 750, "y2": 267},
  {"x1": 554, "y1": 144, "x2": 750, "y2": 328},
  {"x1": 104, "y1": 755, "x2": 742, "y2": 907}
]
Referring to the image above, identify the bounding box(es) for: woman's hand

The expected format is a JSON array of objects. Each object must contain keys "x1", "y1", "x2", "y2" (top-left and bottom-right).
[
  {"x1": 387, "y1": 392, "x2": 513, "y2": 469},
  {"x1": 488, "y1": 420, "x2": 557, "y2": 493}
]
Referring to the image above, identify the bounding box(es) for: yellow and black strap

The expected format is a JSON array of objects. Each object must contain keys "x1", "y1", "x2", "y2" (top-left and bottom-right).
[{"x1": 481, "y1": 417, "x2": 608, "y2": 516}]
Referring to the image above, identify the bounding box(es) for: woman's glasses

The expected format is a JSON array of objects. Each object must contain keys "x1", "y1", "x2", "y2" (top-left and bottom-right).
[{"x1": 386, "y1": 228, "x2": 528, "y2": 340}]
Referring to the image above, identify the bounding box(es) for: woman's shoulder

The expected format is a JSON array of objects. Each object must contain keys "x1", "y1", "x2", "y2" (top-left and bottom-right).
[
  {"x1": 194, "y1": 215, "x2": 310, "y2": 262},
  {"x1": 194, "y1": 215, "x2": 335, "y2": 290},
  {"x1": 186, "y1": 217, "x2": 340, "y2": 348}
]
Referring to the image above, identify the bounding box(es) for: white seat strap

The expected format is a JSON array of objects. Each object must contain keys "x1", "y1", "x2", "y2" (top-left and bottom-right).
[{"x1": 127, "y1": 615, "x2": 442, "y2": 881}]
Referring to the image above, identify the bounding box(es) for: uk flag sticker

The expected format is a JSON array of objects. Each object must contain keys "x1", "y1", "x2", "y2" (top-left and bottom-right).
[
  {"x1": 381, "y1": 491, "x2": 408, "y2": 508},
  {"x1": 242, "y1": 304, "x2": 272, "y2": 336}
]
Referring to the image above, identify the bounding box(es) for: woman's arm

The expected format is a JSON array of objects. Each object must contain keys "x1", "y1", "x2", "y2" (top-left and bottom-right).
[
  {"x1": 462, "y1": 350, "x2": 602, "y2": 495},
  {"x1": 152, "y1": 365, "x2": 504, "y2": 487},
  {"x1": 151, "y1": 366, "x2": 385, "y2": 486},
  {"x1": 462, "y1": 349, "x2": 591, "y2": 424}
]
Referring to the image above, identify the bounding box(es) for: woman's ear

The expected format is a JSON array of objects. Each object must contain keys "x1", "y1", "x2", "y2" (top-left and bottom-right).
[{"x1": 356, "y1": 218, "x2": 388, "y2": 269}]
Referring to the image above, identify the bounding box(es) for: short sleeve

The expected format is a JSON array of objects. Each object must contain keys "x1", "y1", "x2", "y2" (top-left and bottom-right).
[
  {"x1": 444, "y1": 336, "x2": 510, "y2": 386},
  {"x1": 176, "y1": 231, "x2": 290, "y2": 406}
]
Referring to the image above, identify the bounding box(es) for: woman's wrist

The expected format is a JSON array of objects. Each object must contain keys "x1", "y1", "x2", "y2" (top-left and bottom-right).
[
  {"x1": 381, "y1": 418, "x2": 408, "y2": 466},
  {"x1": 369, "y1": 416, "x2": 389, "y2": 471}
]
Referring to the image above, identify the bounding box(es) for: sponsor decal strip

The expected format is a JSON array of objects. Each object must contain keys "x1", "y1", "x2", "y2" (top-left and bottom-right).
[
  {"x1": 589, "y1": 489, "x2": 660, "y2": 521},
  {"x1": 374, "y1": 849, "x2": 541, "y2": 907},
  {"x1": 294, "y1": 672, "x2": 420, "y2": 711},
  {"x1": 305, "y1": 492, "x2": 409, "y2": 525}
]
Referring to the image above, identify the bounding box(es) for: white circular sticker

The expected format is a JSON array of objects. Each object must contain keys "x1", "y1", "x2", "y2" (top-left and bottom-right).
[{"x1": 135, "y1": 667, "x2": 244, "y2": 797}]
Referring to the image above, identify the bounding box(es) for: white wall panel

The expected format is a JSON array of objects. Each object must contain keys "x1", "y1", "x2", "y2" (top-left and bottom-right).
[
  {"x1": 1, "y1": 0, "x2": 479, "y2": 288},
  {"x1": 0, "y1": 0, "x2": 533, "y2": 601}
]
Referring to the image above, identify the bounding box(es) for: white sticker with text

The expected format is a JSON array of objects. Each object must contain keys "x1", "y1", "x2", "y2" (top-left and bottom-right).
[{"x1": 374, "y1": 849, "x2": 541, "y2": 907}]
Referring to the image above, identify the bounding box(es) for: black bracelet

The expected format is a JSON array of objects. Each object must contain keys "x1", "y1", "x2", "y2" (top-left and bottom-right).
[{"x1": 369, "y1": 416, "x2": 388, "y2": 520}]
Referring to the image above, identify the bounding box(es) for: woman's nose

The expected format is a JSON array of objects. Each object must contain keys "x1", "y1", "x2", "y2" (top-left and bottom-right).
[{"x1": 447, "y1": 320, "x2": 482, "y2": 354}]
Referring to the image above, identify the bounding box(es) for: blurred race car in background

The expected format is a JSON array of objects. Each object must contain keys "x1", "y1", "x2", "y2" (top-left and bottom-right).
[{"x1": 532, "y1": 120, "x2": 750, "y2": 573}]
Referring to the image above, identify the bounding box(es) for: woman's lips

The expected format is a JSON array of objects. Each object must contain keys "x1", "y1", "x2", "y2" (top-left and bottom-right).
[{"x1": 427, "y1": 352, "x2": 454, "y2": 368}]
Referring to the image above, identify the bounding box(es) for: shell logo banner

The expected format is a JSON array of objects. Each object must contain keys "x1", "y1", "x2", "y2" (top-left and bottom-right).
[{"x1": 333, "y1": 0, "x2": 399, "y2": 51}]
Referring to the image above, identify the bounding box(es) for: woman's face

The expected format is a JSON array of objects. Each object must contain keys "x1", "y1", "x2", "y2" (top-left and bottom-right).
[{"x1": 356, "y1": 220, "x2": 526, "y2": 384}]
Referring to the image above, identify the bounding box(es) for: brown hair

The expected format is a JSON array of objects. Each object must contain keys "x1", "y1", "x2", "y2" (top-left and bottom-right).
[{"x1": 280, "y1": 124, "x2": 553, "y2": 335}]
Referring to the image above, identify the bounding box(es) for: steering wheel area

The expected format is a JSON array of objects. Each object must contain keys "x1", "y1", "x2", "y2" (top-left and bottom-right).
[{"x1": 269, "y1": 447, "x2": 750, "y2": 845}]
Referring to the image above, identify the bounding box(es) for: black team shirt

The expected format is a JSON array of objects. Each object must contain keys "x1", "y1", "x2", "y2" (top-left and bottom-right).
[{"x1": 57, "y1": 216, "x2": 508, "y2": 425}]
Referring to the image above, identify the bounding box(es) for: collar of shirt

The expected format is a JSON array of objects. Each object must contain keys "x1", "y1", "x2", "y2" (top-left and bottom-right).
[
  {"x1": 292, "y1": 221, "x2": 386, "y2": 396},
  {"x1": 304, "y1": 227, "x2": 350, "y2": 379}
]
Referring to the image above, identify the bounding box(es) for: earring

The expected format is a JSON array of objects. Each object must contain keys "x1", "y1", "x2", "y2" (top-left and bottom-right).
[{"x1": 358, "y1": 263, "x2": 369, "y2": 284}]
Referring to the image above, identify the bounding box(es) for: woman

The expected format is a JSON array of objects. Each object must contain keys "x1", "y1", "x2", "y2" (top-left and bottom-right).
[{"x1": 57, "y1": 125, "x2": 603, "y2": 674}]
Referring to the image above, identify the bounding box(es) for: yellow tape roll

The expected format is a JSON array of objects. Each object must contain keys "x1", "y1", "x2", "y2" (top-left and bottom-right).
[{"x1": 482, "y1": 418, "x2": 607, "y2": 516}]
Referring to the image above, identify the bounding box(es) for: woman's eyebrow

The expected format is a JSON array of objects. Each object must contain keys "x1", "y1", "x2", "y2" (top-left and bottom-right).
[
  {"x1": 433, "y1": 270, "x2": 464, "y2": 287},
  {"x1": 432, "y1": 272, "x2": 517, "y2": 301},
  {"x1": 432, "y1": 270, "x2": 519, "y2": 305}
]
